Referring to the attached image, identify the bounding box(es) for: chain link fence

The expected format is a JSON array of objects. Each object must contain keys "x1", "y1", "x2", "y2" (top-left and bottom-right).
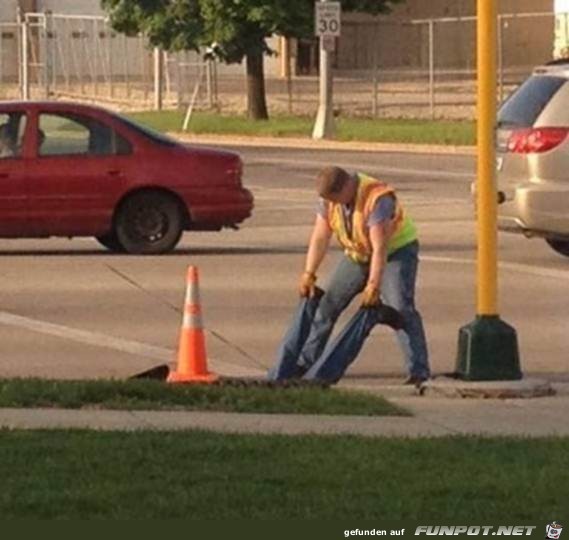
[
  {"x1": 0, "y1": 19, "x2": 22, "y2": 100},
  {"x1": 2, "y1": 11, "x2": 216, "y2": 111},
  {"x1": 250, "y1": 11, "x2": 561, "y2": 120},
  {"x1": 0, "y1": 10, "x2": 567, "y2": 120}
]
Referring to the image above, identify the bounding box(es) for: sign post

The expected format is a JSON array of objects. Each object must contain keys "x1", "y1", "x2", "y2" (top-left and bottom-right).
[
  {"x1": 312, "y1": 0, "x2": 341, "y2": 140},
  {"x1": 455, "y1": 0, "x2": 521, "y2": 381}
]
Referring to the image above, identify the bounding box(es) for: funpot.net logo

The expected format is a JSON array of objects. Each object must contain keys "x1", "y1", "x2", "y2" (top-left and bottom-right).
[{"x1": 414, "y1": 526, "x2": 537, "y2": 536}]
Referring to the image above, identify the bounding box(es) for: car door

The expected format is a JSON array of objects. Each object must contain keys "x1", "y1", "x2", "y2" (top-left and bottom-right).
[
  {"x1": 26, "y1": 110, "x2": 132, "y2": 237},
  {"x1": 0, "y1": 111, "x2": 30, "y2": 237}
]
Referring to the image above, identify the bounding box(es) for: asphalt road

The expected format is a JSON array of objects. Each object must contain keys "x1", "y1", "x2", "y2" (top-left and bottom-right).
[{"x1": 1, "y1": 146, "x2": 568, "y2": 382}]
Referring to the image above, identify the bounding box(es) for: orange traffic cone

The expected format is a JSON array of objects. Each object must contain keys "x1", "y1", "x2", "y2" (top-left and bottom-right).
[{"x1": 167, "y1": 266, "x2": 219, "y2": 384}]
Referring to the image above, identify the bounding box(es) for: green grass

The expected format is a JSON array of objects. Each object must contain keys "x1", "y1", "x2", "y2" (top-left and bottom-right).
[
  {"x1": 127, "y1": 110, "x2": 476, "y2": 146},
  {"x1": 0, "y1": 378, "x2": 406, "y2": 416},
  {"x1": 0, "y1": 430, "x2": 567, "y2": 519}
]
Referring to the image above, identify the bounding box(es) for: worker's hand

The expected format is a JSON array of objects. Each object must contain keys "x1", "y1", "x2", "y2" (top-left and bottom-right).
[
  {"x1": 361, "y1": 284, "x2": 381, "y2": 308},
  {"x1": 298, "y1": 271, "x2": 317, "y2": 298}
]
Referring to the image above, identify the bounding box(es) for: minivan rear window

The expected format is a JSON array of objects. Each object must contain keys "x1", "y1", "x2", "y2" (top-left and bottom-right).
[{"x1": 498, "y1": 76, "x2": 566, "y2": 128}]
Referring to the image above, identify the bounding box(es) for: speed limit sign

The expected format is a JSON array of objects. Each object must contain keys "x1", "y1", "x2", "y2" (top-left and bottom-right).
[{"x1": 315, "y1": 1, "x2": 341, "y2": 37}]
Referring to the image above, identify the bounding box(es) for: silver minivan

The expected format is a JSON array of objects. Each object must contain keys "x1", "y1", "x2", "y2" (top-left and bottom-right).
[{"x1": 496, "y1": 60, "x2": 569, "y2": 257}]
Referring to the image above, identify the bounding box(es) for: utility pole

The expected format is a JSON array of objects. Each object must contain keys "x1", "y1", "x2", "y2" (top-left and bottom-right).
[{"x1": 312, "y1": 0, "x2": 340, "y2": 140}]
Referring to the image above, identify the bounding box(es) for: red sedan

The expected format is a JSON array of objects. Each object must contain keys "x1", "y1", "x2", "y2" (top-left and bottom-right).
[{"x1": 0, "y1": 101, "x2": 253, "y2": 254}]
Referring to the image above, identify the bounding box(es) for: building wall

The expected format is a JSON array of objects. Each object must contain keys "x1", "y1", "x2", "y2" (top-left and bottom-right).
[
  {"x1": 1, "y1": 1, "x2": 20, "y2": 21},
  {"x1": 0, "y1": 1, "x2": 22, "y2": 80},
  {"x1": 36, "y1": 0, "x2": 103, "y2": 15},
  {"x1": 391, "y1": 0, "x2": 553, "y2": 19},
  {"x1": 336, "y1": 0, "x2": 556, "y2": 71},
  {"x1": 1, "y1": 0, "x2": 560, "y2": 81},
  {"x1": 556, "y1": 1, "x2": 569, "y2": 57}
]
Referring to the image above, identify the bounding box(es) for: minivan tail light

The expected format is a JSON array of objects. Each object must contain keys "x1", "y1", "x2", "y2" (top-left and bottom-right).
[{"x1": 507, "y1": 127, "x2": 569, "y2": 154}]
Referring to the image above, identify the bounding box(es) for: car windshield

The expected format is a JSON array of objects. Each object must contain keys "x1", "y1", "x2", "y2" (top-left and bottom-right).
[
  {"x1": 498, "y1": 76, "x2": 566, "y2": 128},
  {"x1": 114, "y1": 115, "x2": 179, "y2": 147}
]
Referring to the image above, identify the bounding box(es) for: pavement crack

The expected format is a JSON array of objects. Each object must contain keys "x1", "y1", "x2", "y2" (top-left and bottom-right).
[
  {"x1": 105, "y1": 264, "x2": 180, "y2": 313},
  {"x1": 104, "y1": 264, "x2": 267, "y2": 372}
]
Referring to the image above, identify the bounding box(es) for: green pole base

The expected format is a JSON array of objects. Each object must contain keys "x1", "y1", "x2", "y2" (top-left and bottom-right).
[{"x1": 455, "y1": 315, "x2": 522, "y2": 381}]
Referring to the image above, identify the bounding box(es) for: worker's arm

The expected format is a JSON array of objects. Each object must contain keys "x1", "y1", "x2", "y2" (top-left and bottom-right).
[
  {"x1": 305, "y1": 214, "x2": 332, "y2": 274},
  {"x1": 361, "y1": 221, "x2": 390, "y2": 307},
  {"x1": 299, "y1": 214, "x2": 332, "y2": 296}
]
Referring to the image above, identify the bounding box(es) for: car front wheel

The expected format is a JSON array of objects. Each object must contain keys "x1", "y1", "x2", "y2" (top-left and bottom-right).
[
  {"x1": 546, "y1": 238, "x2": 569, "y2": 258},
  {"x1": 115, "y1": 192, "x2": 184, "y2": 254}
]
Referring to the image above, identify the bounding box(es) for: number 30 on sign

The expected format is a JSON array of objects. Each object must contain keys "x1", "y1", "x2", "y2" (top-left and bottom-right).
[{"x1": 315, "y1": 1, "x2": 341, "y2": 37}]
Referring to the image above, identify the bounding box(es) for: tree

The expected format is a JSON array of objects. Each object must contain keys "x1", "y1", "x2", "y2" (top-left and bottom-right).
[{"x1": 101, "y1": 0, "x2": 402, "y2": 120}]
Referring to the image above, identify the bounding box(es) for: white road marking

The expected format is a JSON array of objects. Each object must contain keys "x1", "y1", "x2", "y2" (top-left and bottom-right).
[
  {"x1": 1, "y1": 255, "x2": 566, "y2": 362},
  {"x1": 250, "y1": 185, "x2": 470, "y2": 207},
  {"x1": 0, "y1": 311, "x2": 264, "y2": 377}
]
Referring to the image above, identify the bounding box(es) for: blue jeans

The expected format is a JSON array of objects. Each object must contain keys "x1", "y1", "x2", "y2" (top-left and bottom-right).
[{"x1": 268, "y1": 241, "x2": 430, "y2": 382}]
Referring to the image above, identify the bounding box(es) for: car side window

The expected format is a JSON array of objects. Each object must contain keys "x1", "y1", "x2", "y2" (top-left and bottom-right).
[
  {"x1": 38, "y1": 113, "x2": 132, "y2": 157},
  {"x1": 0, "y1": 112, "x2": 27, "y2": 160}
]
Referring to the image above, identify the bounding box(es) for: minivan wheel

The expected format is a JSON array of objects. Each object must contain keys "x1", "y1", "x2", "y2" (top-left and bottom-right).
[
  {"x1": 115, "y1": 192, "x2": 184, "y2": 254},
  {"x1": 546, "y1": 238, "x2": 569, "y2": 257},
  {"x1": 96, "y1": 231, "x2": 125, "y2": 253}
]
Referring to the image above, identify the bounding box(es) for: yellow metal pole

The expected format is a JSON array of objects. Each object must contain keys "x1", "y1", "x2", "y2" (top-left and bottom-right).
[
  {"x1": 477, "y1": 0, "x2": 498, "y2": 316},
  {"x1": 454, "y1": 0, "x2": 521, "y2": 381}
]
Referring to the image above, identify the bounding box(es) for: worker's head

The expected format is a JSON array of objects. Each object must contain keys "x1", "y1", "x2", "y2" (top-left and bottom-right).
[{"x1": 315, "y1": 166, "x2": 356, "y2": 204}]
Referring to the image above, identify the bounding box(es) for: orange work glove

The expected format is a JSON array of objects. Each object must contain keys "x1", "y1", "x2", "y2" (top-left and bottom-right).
[
  {"x1": 361, "y1": 284, "x2": 381, "y2": 308},
  {"x1": 298, "y1": 271, "x2": 317, "y2": 298}
]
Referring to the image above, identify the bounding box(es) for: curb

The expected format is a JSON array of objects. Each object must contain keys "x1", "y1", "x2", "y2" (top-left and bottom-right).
[
  {"x1": 170, "y1": 132, "x2": 476, "y2": 156},
  {"x1": 424, "y1": 377, "x2": 555, "y2": 399}
]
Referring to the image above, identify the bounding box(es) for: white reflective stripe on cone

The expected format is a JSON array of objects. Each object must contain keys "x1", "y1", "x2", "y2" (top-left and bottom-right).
[{"x1": 185, "y1": 282, "x2": 201, "y2": 306}]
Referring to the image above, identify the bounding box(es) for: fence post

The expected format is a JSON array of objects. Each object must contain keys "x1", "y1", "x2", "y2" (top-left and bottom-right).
[
  {"x1": 140, "y1": 36, "x2": 148, "y2": 102},
  {"x1": 428, "y1": 19, "x2": 435, "y2": 120},
  {"x1": 53, "y1": 17, "x2": 69, "y2": 93},
  {"x1": 154, "y1": 47, "x2": 163, "y2": 110},
  {"x1": 175, "y1": 52, "x2": 182, "y2": 110},
  {"x1": 44, "y1": 11, "x2": 54, "y2": 98},
  {"x1": 21, "y1": 13, "x2": 30, "y2": 100},
  {"x1": 372, "y1": 21, "x2": 379, "y2": 118},
  {"x1": 107, "y1": 22, "x2": 114, "y2": 98},
  {"x1": 123, "y1": 35, "x2": 130, "y2": 98},
  {"x1": 16, "y1": 9, "x2": 21, "y2": 98},
  {"x1": 213, "y1": 59, "x2": 219, "y2": 111},
  {"x1": 92, "y1": 18, "x2": 99, "y2": 96},
  {"x1": 206, "y1": 57, "x2": 213, "y2": 109}
]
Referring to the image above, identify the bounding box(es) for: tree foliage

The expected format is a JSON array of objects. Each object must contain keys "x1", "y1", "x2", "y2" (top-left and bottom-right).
[
  {"x1": 103, "y1": 0, "x2": 400, "y2": 62},
  {"x1": 101, "y1": 0, "x2": 402, "y2": 118}
]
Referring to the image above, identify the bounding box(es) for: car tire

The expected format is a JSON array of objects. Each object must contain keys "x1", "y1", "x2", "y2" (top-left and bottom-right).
[
  {"x1": 546, "y1": 238, "x2": 569, "y2": 258},
  {"x1": 115, "y1": 192, "x2": 184, "y2": 255},
  {"x1": 96, "y1": 232, "x2": 125, "y2": 253}
]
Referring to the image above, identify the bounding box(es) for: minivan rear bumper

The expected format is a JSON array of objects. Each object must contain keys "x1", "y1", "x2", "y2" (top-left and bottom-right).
[{"x1": 498, "y1": 183, "x2": 569, "y2": 238}]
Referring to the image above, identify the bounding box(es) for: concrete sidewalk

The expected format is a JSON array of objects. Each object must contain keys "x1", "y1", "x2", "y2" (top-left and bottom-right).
[
  {"x1": 173, "y1": 132, "x2": 476, "y2": 156},
  {"x1": 0, "y1": 382, "x2": 567, "y2": 438}
]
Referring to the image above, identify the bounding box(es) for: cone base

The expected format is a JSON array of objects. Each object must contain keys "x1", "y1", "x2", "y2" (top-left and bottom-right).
[{"x1": 167, "y1": 371, "x2": 219, "y2": 384}]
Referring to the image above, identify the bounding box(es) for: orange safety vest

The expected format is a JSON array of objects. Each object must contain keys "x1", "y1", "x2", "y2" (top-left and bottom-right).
[{"x1": 327, "y1": 173, "x2": 417, "y2": 264}]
